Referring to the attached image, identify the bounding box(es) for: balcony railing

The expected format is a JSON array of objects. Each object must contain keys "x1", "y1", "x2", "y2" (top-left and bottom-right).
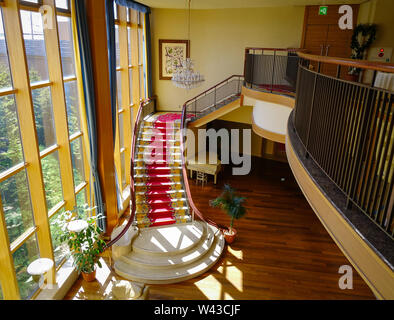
[
  {"x1": 293, "y1": 53, "x2": 394, "y2": 239},
  {"x1": 244, "y1": 48, "x2": 303, "y2": 95},
  {"x1": 184, "y1": 75, "x2": 244, "y2": 122}
]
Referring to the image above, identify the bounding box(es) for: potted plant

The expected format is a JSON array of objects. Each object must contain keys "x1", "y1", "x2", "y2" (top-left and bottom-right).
[
  {"x1": 58, "y1": 210, "x2": 106, "y2": 282},
  {"x1": 210, "y1": 184, "x2": 247, "y2": 244},
  {"x1": 347, "y1": 23, "x2": 377, "y2": 82}
]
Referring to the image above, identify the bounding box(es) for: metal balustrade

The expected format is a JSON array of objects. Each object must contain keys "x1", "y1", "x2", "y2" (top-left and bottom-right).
[{"x1": 294, "y1": 57, "x2": 394, "y2": 239}]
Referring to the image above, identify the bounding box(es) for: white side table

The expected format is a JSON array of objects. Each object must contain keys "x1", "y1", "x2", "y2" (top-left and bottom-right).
[{"x1": 27, "y1": 258, "x2": 54, "y2": 286}]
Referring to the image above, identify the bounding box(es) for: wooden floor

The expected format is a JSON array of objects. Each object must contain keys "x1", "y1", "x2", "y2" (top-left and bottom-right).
[{"x1": 64, "y1": 157, "x2": 375, "y2": 300}]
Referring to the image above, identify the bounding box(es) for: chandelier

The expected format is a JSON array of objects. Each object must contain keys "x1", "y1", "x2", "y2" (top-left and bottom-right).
[
  {"x1": 172, "y1": 58, "x2": 204, "y2": 89},
  {"x1": 171, "y1": 0, "x2": 205, "y2": 90}
]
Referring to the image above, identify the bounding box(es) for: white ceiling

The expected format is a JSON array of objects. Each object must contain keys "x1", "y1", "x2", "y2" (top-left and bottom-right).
[{"x1": 139, "y1": 0, "x2": 366, "y2": 9}]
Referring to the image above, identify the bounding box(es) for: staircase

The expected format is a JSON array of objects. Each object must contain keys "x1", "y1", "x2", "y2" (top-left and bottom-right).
[
  {"x1": 111, "y1": 106, "x2": 225, "y2": 284},
  {"x1": 134, "y1": 113, "x2": 191, "y2": 228}
]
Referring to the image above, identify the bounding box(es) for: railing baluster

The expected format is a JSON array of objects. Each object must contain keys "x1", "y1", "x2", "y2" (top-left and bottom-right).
[{"x1": 293, "y1": 55, "x2": 393, "y2": 239}]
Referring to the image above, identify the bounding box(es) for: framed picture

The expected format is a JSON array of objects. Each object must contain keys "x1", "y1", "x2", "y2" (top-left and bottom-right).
[{"x1": 159, "y1": 39, "x2": 190, "y2": 80}]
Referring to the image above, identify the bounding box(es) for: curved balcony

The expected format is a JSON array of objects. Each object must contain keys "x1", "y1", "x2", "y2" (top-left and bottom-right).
[{"x1": 287, "y1": 52, "x2": 394, "y2": 299}]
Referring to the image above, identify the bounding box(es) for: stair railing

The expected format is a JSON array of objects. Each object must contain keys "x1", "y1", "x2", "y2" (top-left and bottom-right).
[
  {"x1": 180, "y1": 75, "x2": 246, "y2": 232},
  {"x1": 184, "y1": 75, "x2": 244, "y2": 122},
  {"x1": 104, "y1": 97, "x2": 156, "y2": 249}
]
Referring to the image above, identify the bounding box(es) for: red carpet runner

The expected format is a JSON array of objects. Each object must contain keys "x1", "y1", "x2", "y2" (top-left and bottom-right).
[{"x1": 135, "y1": 113, "x2": 192, "y2": 228}]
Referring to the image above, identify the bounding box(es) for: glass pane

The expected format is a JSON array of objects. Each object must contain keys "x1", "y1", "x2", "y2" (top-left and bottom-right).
[
  {"x1": 116, "y1": 70, "x2": 122, "y2": 108},
  {"x1": 32, "y1": 86, "x2": 56, "y2": 151},
  {"x1": 129, "y1": 68, "x2": 133, "y2": 104},
  {"x1": 64, "y1": 80, "x2": 81, "y2": 135},
  {"x1": 21, "y1": 0, "x2": 40, "y2": 3},
  {"x1": 119, "y1": 112, "x2": 124, "y2": 149},
  {"x1": 121, "y1": 151, "x2": 126, "y2": 188},
  {"x1": 20, "y1": 10, "x2": 49, "y2": 83},
  {"x1": 70, "y1": 137, "x2": 85, "y2": 188},
  {"x1": 55, "y1": 0, "x2": 68, "y2": 10},
  {"x1": 138, "y1": 28, "x2": 142, "y2": 64},
  {"x1": 41, "y1": 151, "x2": 63, "y2": 211},
  {"x1": 57, "y1": 16, "x2": 76, "y2": 77},
  {"x1": 113, "y1": 2, "x2": 117, "y2": 20},
  {"x1": 126, "y1": 8, "x2": 130, "y2": 23},
  {"x1": 127, "y1": 27, "x2": 132, "y2": 65},
  {"x1": 0, "y1": 170, "x2": 34, "y2": 244},
  {"x1": 139, "y1": 66, "x2": 144, "y2": 100},
  {"x1": 13, "y1": 234, "x2": 40, "y2": 300},
  {"x1": 76, "y1": 189, "x2": 88, "y2": 220},
  {"x1": 115, "y1": 25, "x2": 120, "y2": 67},
  {"x1": 0, "y1": 95, "x2": 24, "y2": 173},
  {"x1": 49, "y1": 208, "x2": 69, "y2": 266},
  {"x1": 0, "y1": 11, "x2": 13, "y2": 90}
]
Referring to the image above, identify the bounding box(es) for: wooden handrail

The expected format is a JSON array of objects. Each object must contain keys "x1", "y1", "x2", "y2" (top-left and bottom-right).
[
  {"x1": 184, "y1": 75, "x2": 244, "y2": 107},
  {"x1": 297, "y1": 52, "x2": 394, "y2": 73},
  {"x1": 180, "y1": 106, "x2": 224, "y2": 231},
  {"x1": 104, "y1": 97, "x2": 155, "y2": 249},
  {"x1": 246, "y1": 47, "x2": 305, "y2": 52}
]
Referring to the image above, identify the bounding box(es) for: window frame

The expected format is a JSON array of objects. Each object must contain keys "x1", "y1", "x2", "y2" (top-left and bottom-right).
[{"x1": 0, "y1": 0, "x2": 91, "y2": 299}]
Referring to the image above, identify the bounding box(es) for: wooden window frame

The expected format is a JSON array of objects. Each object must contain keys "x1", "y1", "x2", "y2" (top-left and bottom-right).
[{"x1": 0, "y1": 0, "x2": 91, "y2": 299}]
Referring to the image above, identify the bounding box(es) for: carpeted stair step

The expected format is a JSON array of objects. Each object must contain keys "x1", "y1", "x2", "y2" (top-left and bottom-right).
[
  {"x1": 136, "y1": 152, "x2": 182, "y2": 161},
  {"x1": 134, "y1": 166, "x2": 182, "y2": 176},
  {"x1": 135, "y1": 190, "x2": 185, "y2": 202},
  {"x1": 138, "y1": 138, "x2": 181, "y2": 146},
  {"x1": 134, "y1": 159, "x2": 182, "y2": 168},
  {"x1": 134, "y1": 173, "x2": 182, "y2": 183},
  {"x1": 134, "y1": 181, "x2": 183, "y2": 192},
  {"x1": 137, "y1": 145, "x2": 180, "y2": 153},
  {"x1": 144, "y1": 121, "x2": 181, "y2": 128},
  {"x1": 136, "y1": 205, "x2": 189, "y2": 217}
]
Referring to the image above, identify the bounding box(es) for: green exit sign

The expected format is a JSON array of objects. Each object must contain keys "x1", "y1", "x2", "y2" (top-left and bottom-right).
[{"x1": 319, "y1": 6, "x2": 328, "y2": 15}]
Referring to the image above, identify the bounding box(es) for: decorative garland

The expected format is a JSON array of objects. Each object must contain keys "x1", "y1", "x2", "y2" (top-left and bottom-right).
[{"x1": 350, "y1": 23, "x2": 377, "y2": 59}]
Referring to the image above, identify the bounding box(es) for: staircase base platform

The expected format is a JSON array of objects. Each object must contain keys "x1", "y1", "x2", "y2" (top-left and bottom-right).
[{"x1": 113, "y1": 221, "x2": 225, "y2": 284}]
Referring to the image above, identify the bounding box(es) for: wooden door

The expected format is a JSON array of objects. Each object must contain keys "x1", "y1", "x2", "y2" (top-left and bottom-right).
[
  {"x1": 303, "y1": 24, "x2": 329, "y2": 71},
  {"x1": 301, "y1": 5, "x2": 359, "y2": 77}
]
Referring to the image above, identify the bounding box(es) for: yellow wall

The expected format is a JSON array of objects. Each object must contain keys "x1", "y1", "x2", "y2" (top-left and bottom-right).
[
  {"x1": 358, "y1": 0, "x2": 394, "y2": 61},
  {"x1": 151, "y1": 6, "x2": 305, "y2": 111}
]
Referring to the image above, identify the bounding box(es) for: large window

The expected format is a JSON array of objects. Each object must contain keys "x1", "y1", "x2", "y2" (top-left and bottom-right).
[
  {"x1": 0, "y1": 0, "x2": 90, "y2": 299},
  {"x1": 113, "y1": 4, "x2": 148, "y2": 210}
]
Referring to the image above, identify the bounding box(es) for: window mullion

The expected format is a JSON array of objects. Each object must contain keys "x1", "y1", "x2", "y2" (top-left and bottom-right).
[
  {"x1": 43, "y1": 0, "x2": 76, "y2": 213},
  {"x1": 0, "y1": 195, "x2": 20, "y2": 299},
  {"x1": 3, "y1": 0, "x2": 55, "y2": 284}
]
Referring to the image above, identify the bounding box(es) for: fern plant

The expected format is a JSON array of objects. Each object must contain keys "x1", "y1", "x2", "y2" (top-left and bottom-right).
[{"x1": 210, "y1": 184, "x2": 247, "y2": 231}]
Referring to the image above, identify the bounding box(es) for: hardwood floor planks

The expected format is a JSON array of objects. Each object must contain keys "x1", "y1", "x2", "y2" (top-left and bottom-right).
[{"x1": 64, "y1": 157, "x2": 375, "y2": 300}]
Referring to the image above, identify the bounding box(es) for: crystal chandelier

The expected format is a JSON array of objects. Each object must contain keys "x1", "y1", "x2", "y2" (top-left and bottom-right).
[
  {"x1": 172, "y1": 58, "x2": 204, "y2": 89},
  {"x1": 171, "y1": 0, "x2": 205, "y2": 90}
]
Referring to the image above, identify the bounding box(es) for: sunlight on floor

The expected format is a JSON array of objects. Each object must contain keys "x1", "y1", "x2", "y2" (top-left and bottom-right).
[
  {"x1": 217, "y1": 263, "x2": 243, "y2": 293},
  {"x1": 228, "y1": 246, "x2": 243, "y2": 260},
  {"x1": 194, "y1": 275, "x2": 224, "y2": 299}
]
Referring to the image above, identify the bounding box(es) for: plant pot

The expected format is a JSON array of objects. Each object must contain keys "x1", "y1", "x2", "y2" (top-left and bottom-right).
[
  {"x1": 223, "y1": 227, "x2": 237, "y2": 244},
  {"x1": 81, "y1": 269, "x2": 96, "y2": 282}
]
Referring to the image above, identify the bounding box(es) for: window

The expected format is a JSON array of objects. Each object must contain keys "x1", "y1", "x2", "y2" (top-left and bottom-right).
[
  {"x1": 0, "y1": 1, "x2": 91, "y2": 299},
  {"x1": 113, "y1": 6, "x2": 148, "y2": 206}
]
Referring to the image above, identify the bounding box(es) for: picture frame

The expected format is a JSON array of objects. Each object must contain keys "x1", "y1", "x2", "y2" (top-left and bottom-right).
[{"x1": 159, "y1": 39, "x2": 190, "y2": 80}]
